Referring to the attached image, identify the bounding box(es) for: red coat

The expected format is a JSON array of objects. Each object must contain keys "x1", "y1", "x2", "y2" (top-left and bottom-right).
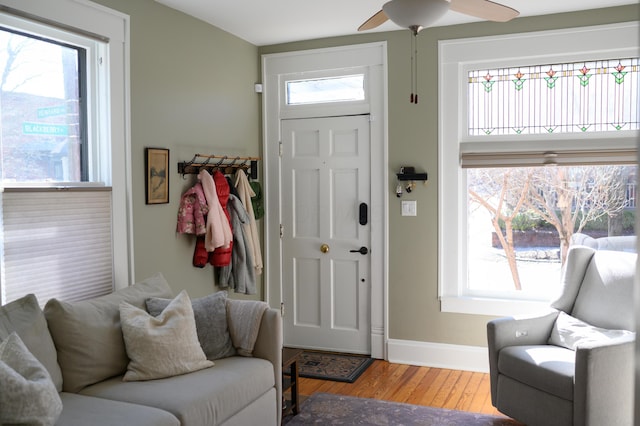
[{"x1": 209, "y1": 171, "x2": 233, "y2": 266}]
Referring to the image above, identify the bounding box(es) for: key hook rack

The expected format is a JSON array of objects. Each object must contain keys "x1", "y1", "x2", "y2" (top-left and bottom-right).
[{"x1": 178, "y1": 154, "x2": 259, "y2": 180}]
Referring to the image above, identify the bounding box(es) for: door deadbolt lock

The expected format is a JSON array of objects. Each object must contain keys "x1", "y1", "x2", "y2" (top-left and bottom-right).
[{"x1": 320, "y1": 244, "x2": 330, "y2": 254}]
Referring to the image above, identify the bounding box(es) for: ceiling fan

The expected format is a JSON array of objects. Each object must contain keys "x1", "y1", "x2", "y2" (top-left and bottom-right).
[{"x1": 358, "y1": 0, "x2": 519, "y2": 103}]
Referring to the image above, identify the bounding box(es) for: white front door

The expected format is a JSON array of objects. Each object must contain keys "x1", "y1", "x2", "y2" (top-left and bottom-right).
[{"x1": 281, "y1": 115, "x2": 371, "y2": 354}]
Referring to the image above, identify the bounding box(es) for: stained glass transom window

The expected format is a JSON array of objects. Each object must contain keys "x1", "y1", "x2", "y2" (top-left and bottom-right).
[{"x1": 468, "y1": 58, "x2": 640, "y2": 136}]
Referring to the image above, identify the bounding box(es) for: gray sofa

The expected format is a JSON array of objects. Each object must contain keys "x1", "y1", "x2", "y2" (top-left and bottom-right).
[{"x1": 0, "y1": 273, "x2": 282, "y2": 426}]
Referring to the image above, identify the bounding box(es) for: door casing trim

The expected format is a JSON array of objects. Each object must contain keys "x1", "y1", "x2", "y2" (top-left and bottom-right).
[{"x1": 262, "y1": 42, "x2": 388, "y2": 359}]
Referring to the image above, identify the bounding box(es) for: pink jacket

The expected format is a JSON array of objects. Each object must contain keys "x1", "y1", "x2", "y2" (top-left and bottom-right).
[
  {"x1": 176, "y1": 182, "x2": 208, "y2": 235},
  {"x1": 199, "y1": 169, "x2": 232, "y2": 251}
]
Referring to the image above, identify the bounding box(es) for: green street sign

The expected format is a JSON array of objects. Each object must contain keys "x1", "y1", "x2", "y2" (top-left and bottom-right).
[
  {"x1": 22, "y1": 122, "x2": 69, "y2": 136},
  {"x1": 37, "y1": 104, "x2": 67, "y2": 118}
]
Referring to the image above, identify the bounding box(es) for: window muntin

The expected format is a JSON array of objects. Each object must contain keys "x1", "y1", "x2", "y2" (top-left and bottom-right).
[
  {"x1": 285, "y1": 74, "x2": 365, "y2": 105},
  {"x1": 468, "y1": 58, "x2": 639, "y2": 136},
  {"x1": 0, "y1": 27, "x2": 89, "y2": 183}
]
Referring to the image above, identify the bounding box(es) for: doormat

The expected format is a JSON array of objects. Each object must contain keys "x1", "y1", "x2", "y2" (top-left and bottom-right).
[
  {"x1": 296, "y1": 351, "x2": 375, "y2": 383},
  {"x1": 283, "y1": 393, "x2": 523, "y2": 425}
]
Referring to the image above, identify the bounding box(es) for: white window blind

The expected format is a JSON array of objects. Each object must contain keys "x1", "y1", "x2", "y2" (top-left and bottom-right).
[{"x1": 0, "y1": 188, "x2": 114, "y2": 305}]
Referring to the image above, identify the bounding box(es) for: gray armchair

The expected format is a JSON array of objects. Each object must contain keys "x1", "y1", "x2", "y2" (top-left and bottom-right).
[{"x1": 487, "y1": 246, "x2": 636, "y2": 426}]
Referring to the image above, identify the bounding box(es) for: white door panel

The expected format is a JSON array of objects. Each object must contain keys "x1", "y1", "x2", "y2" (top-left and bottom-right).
[{"x1": 282, "y1": 115, "x2": 371, "y2": 354}]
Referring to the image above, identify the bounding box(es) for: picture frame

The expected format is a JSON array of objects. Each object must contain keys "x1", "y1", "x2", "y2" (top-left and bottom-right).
[{"x1": 145, "y1": 148, "x2": 169, "y2": 204}]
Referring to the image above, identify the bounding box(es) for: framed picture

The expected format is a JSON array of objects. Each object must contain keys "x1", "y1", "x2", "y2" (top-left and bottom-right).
[{"x1": 145, "y1": 148, "x2": 169, "y2": 204}]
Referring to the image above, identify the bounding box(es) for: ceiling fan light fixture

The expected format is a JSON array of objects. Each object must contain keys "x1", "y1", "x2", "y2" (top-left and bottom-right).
[{"x1": 382, "y1": 0, "x2": 450, "y2": 30}]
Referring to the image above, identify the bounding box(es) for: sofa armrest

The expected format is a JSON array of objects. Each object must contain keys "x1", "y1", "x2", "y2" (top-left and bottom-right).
[
  {"x1": 251, "y1": 308, "x2": 283, "y2": 425},
  {"x1": 486, "y1": 311, "x2": 558, "y2": 404},
  {"x1": 574, "y1": 337, "x2": 635, "y2": 426}
]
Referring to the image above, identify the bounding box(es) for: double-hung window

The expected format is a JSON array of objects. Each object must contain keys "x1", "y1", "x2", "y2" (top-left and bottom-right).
[
  {"x1": 439, "y1": 22, "x2": 639, "y2": 316},
  {"x1": 0, "y1": 1, "x2": 131, "y2": 305}
]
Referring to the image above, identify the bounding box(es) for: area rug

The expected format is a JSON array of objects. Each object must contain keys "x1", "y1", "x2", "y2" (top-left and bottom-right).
[
  {"x1": 297, "y1": 351, "x2": 374, "y2": 383},
  {"x1": 284, "y1": 393, "x2": 522, "y2": 425}
]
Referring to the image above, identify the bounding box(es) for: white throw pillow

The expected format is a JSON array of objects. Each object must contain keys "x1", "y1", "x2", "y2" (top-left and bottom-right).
[
  {"x1": 120, "y1": 290, "x2": 214, "y2": 381},
  {"x1": 548, "y1": 311, "x2": 635, "y2": 350},
  {"x1": 146, "y1": 290, "x2": 236, "y2": 360},
  {"x1": 0, "y1": 332, "x2": 63, "y2": 426}
]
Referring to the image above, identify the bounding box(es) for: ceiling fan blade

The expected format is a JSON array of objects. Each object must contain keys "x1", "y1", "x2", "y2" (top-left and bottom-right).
[
  {"x1": 358, "y1": 10, "x2": 389, "y2": 31},
  {"x1": 450, "y1": 0, "x2": 519, "y2": 22}
]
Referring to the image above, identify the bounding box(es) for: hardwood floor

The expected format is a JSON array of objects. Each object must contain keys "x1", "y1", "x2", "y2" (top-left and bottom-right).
[{"x1": 296, "y1": 359, "x2": 512, "y2": 418}]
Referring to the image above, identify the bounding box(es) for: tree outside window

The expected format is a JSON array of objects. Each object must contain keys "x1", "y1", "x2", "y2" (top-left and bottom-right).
[{"x1": 467, "y1": 165, "x2": 635, "y2": 294}]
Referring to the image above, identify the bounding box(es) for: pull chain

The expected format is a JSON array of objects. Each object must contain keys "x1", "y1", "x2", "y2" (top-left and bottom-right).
[{"x1": 409, "y1": 26, "x2": 422, "y2": 104}]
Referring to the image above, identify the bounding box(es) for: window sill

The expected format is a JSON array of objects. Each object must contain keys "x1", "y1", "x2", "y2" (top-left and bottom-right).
[{"x1": 440, "y1": 296, "x2": 551, "y2": 317}]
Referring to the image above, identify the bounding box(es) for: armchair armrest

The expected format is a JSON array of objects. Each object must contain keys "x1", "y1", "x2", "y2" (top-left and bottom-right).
[
  {"x1": 574, "y1": 337, "x2": 635, "y2": 426},
  {"x1": 486, "y1": 311, "x2": 559, "y2": 403}
]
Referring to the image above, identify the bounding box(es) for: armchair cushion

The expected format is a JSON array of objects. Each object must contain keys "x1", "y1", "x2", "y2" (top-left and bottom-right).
[
  {"x1": 498, "y1": 345, "x2": 575, "y2": 401},
  {"x1": 570, "y1": 250, "x2": 635, "y2": 331},
  {"x1": 549, "y1": 311, "x2": 634, "y2": 351}
]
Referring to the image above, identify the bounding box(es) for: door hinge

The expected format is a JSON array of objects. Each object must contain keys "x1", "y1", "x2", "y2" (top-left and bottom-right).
[
  {"x1": 280, "y1": 302, "x2": 285, "y2": 317},
  {"x1": 279, "y1": 224, "x2": 284, "y2": 238},
  {"x1": 279, "y1": 141, "x2": 283, "y2": 157}
]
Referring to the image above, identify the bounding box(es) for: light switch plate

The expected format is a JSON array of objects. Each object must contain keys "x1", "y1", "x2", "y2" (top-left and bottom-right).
[{"x1": 401, "y1": 200, "x2": 417, "y2": 216}]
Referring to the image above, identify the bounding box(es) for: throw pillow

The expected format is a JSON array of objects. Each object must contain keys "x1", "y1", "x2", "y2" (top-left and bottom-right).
[
  {"x1": 0, "y1": 293, "x2": 63, "y2": 392},
  {"x1": 43, "y1": 272, "x2": 174, "y2": 392},
  {"x1": 146, "y1": 290, "x2": 236, "y2": 360},
  {"x1": 0, "y1": 332, "x2": 63, "y2": 426},
  {"x1": 548, "y1": 311, "x2": 635, "y2": 350},
  {"x1": 120, "y1": 290, "x2": 214, "y2": 381}
]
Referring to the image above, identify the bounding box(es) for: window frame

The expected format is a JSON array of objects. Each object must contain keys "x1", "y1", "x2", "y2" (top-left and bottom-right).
[
  {"x1": 438, "y1": 22, "x2": 640, "y2": 317},
  {"x1": 0, "y1": 0, "x2": 132, "y2": 293},
  {"x1": 0, "y1": 18, "x2": 96, "y2": 184},
  {"x1": 279, "y1": 67, "x2": 371, "y2": 119}
]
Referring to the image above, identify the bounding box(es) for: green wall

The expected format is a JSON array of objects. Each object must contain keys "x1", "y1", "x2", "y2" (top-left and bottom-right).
[
  {"x1": 261, "y1": 4, "x2": 638, "y2": 348},
  {"x1": 92, "y1": 0, "x2": 263, "y2": 300},
  {"x1": 92, "y1": 0, "x2": 637, "y2": 348}
]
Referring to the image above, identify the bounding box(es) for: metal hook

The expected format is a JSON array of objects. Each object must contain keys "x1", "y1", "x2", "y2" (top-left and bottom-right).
[{"x1": 185, "y1": 155, "x2": 198, "y2": 167}]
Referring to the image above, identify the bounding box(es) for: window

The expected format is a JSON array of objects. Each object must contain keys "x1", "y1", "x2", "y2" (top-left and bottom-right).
[
  {"x1": 439, "y1": 22, "x2": 639, "y2": 316},
  {"x1": 0, "y1": 2, "x2": 131, "y2": 305},
  {"x1": 286, "y1": 75, "x2": 365, "y2": 105},
  {"x1": 0, "y1": 27, "x2": 88, "y2": 182}
]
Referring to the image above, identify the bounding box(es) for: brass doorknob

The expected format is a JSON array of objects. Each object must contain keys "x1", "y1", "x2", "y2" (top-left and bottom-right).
[{"x1": 320, "y1": 244, "x2": 330, "y2": 254}]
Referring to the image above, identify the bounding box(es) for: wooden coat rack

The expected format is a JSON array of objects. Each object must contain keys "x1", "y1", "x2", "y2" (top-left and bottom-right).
[{"x1": 178, "y1": 154, "x2": 259, "y2": 180}]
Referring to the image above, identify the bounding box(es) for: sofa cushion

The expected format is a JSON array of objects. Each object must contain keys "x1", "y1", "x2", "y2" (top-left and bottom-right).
[
  {"x1": 121, "y1": 290, "x2": 214, "y2": 381},
  {"x1": 79, "y1": 356, "x2": 275, "y2": 426},
  {"x1": 549, "y1": 311, "x2": 634, "y2": 350},
  {"x1": 146, "y1": 290, "x2": 236, "y2": 361},
  {"x1": 59, "y1": 393, "x2": 180, "y2": 426},
  {"x1": 0, "y1": 293, "x2": 63, "y2": 392},
  {"x1": 498, "y1": 345, "x2": 575, "y2": 401},
  {"x1": 44, "y1": 273, "x2": 174, "y2": 392},
  {"x1": 0, "y1": 332, "x2": 63, "y2": 426}
]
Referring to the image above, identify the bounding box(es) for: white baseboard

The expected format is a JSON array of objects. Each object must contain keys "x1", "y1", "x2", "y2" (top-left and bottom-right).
[{"x1": 387, "y1": 339, "x2": 489, "y2": 373}]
